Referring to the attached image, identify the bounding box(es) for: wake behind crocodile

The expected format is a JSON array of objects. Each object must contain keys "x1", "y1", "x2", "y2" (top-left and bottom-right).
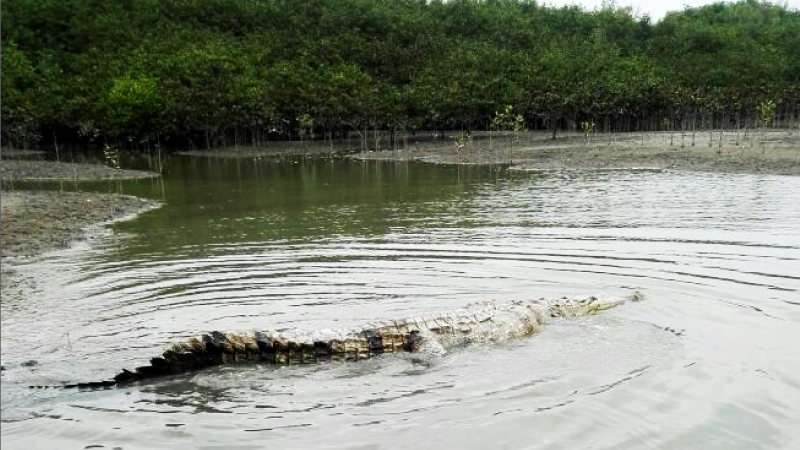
[{"x1": 39, "y1": 293, "x2": 641, "y2": 390}]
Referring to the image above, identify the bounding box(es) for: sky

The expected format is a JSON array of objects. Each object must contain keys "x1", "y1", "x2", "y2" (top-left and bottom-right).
[{"x1": 541, "y1": 0, "x2": 800, "y2": 21}]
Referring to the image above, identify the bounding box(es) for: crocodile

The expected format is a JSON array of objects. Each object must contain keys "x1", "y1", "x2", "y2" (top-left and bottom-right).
[{"x1": 33, "y1": 292, "x2": 641, "y2": 389}]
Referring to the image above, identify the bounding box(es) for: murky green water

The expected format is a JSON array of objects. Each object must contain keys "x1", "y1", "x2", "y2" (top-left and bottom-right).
[{"x1": 2, "y1": 155, "x2": 800, "y2": 449}]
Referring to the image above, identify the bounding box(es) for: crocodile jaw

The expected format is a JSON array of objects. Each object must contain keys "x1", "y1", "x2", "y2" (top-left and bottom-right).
[{"x1": 590, "y1": 292, "x2": 642, "y2": 313}]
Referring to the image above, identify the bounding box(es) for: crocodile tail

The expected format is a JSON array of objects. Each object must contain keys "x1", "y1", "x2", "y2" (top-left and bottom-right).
[
  {"x1": 114, "y1": 331, "x2": 263, "y2": 384},
  {"x1": 27, "y1": 331, "x2": 256, "y2": 390},
  {"x1": 28, "y1": 381, "x2": 116, "y2": 390}
]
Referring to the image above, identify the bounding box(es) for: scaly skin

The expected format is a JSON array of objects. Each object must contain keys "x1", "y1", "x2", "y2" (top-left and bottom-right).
[{"x1": 32, "y1": 293, "x2": 640, "y2": 389}]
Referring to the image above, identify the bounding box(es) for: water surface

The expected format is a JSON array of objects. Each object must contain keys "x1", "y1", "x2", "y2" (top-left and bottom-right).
[{"x1": 2, "y1": 157, "x2": 799, "y2": 449}]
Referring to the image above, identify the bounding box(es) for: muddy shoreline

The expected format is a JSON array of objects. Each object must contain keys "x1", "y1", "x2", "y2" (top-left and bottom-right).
[
  {"x1": 350, "y1": 130, "x2": 800, "y2": 175},
  {"x1": 151, "y1": 130, "x2": 800, "y2": 175},
  {"x1": 1, "y1": 190, "x2": 160, "y2": 259},
  {"x1": 508, "y1": 145, "x2": 800, "y2": 175},
  {"x1": 1, "y1": 157, "x2": 162, "y2": 291},
  {"x1": 1, "y1": 190, "x2": 161, "y2": 293},
  {"x1": 1, "y1": 159, "x2": 159, "y2": 182},
  {"x1": 176, "y1": 142, "x2": 353, "y2": 159}
]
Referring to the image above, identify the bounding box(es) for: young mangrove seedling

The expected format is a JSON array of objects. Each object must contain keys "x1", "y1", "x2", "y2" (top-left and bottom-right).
[{"x1": 757, "y1": 100, "x2": 775, "y2": 154}]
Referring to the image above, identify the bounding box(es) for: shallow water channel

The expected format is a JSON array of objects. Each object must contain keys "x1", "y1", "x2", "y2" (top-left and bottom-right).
[{"x1": 2, "y1": 156, "x2": 800, "y2": 449}]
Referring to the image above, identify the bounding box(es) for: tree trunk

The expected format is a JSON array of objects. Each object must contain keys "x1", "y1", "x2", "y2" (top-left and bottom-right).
[{"x1": 53, "y1": 129, "x2": 60, "y2": 162}]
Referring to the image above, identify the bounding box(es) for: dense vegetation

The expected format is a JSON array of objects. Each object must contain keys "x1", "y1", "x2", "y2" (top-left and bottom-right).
[{"x1": 2, "y1": 0, "x2": 799, "y2": 149}]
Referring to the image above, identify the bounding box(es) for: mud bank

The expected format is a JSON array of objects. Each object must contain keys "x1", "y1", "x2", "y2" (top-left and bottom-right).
[
  {"x1": 509, "y1": 144, "x2": 800, "y2": 175},
  {"x1": 351, "y1": 130, "x2": 800, "y2": 175},
  {"x1": 0, "y1": 190, "x2": 160, "y2": 293},
  {"x1": 1, "y1": 159, "x2": 159, "y2": 182},
  {"x1": 177, "y1": 142, "x2": 353, "y2": 159}
]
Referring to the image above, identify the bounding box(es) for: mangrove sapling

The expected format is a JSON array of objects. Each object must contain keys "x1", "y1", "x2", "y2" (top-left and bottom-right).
[
  {"x1": 103, "y1": 144, "x2": 121, "y2": 169},
  {"x1": 581, "y1": 120, "x2": 592, "y2": 145},
  {"x1": 509, "y1": 112, "x2": 525, "y2": 165},
  {"x1": 491, "y1": 106, "x2": 525, "y2": 164},
  {"x1": 450, "y1": 132, "x2": 471, "y2": 163},
  {"x1": 758, "y1": 100, "x2": 775, "y2": 154}
]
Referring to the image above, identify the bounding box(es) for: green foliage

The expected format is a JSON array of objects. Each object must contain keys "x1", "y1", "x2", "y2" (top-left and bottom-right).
[
  {"x1": 1, "y1": 0, "x2": 798, "y2": 147},
  {"x1": 758, "y1": 100, "x2": 776, "y2": 126},
  {"x1": 0, "y1": 44, "x2": 38, "y2": 145},
  {"x1": 581, "y1": 121, "x2": 593, "y2": 137},
  {"x1": 450, "y1": 132, "x2": 472, "y2": 153},
  {"x1": 104, "y1": 75, "x2": 168, "y2": 142},
  {"x1": 297, "y1": 113, "x2": 315, "y2": 141},
  {"x1": 492, "y1": 106, "x2": 525, "y2": 133}
]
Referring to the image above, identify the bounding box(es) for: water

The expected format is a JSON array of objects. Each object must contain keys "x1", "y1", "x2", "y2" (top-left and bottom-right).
[{"x1": 2, "y1": 157, "x2": 800, "y2": 449}]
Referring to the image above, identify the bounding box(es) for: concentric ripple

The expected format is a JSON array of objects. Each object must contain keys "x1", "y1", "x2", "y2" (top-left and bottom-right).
[{"x1": 2, "y1": 160, "x2": 799, "y2": 450}]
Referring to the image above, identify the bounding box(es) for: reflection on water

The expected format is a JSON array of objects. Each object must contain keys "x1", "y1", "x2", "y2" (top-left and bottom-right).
[{"x1": 2, "y1": 156, "x2": 800, "y2": 450}]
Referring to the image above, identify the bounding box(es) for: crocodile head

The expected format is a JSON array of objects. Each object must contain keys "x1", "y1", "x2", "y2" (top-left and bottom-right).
[
  {"x1": 586, "y1": 292, "x2": 642, "y2": 313},
  {"x1": 549, "y1": 292, "x2": 642, "y2": 317}
]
